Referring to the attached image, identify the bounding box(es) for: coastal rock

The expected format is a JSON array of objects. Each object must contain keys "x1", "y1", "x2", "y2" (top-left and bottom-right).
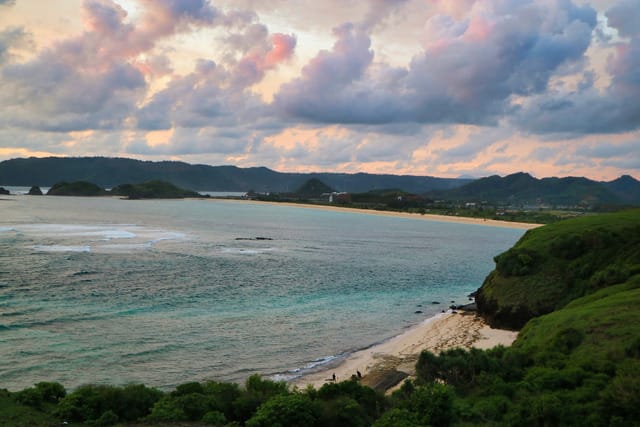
[
  {"x1": 0, "y1": 187, "x2": 9, "y2": 195},
  {"x1": 28, "y1": 186, "x2": 43, "y2": 195}
]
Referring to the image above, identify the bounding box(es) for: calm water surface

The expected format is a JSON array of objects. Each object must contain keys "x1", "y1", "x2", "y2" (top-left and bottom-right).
[{"x1": 0, "y1": 195, "x2": 524, "y2": 390}]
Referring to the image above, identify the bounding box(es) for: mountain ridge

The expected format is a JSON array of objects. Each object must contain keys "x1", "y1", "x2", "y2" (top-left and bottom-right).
[
  {"x1": 0, "y1": 156, "x2": 468, "y2": 194},
  {"x1": 1, "y1": 157, "x2": 638, "y2": 206}
]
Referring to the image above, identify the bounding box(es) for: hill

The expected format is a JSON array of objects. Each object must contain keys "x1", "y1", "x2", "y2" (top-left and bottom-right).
[
  {"x1": 475, "y1": 208, "x2": 640, "y2": 329},
  {"x1": 47, "y1": 181, "x2": 107, "y2": 196},
  {"x1": 47, "y1": 180, "x2": 201, "y2": 199},
  {"x1": 294, "y1": 178, "x2": 335, "y2": 199},
  {"x1": 428, "y1": 172, "x2": 640, "y2": 207},
  {"x1": 111, "y1": 181, "x2": 201, "y2": 199},
  {"x1": 0, "y1": 157, "x2": 468, "y2": 193}
]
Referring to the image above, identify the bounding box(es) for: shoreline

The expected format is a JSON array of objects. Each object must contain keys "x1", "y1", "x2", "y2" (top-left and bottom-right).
[
  {"x1": 289, "y1": 311, "x2": 518, "y2": 392},
  {"x1": 218, "y1": 199, "x2": 542, "y2": 230}
]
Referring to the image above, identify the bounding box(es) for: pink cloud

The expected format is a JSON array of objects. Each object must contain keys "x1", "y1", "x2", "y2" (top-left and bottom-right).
[{"x1": 263, "y1": 33, "x2": 296, "y2": 69}]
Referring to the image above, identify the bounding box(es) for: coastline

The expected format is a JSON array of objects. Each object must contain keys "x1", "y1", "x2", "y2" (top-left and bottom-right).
[
  {"x1": 219, "y1": 199, "x2": 542, "y2": 230},
  {"x1": 289, "y1": 311, "x2": 518, "y2": 391}
]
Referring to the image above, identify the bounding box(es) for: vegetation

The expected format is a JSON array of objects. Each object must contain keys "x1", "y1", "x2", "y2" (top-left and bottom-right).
[
  {"x1": 47, "y1": 181, "x2": 107, "y2": 196},
  {"x1": 476, "y1": 208, "x2": 640, "y2": 328},
  {"x1": 294, "y1": 178, "x2": 335, "y2": 199},
  {"x1": 45, "y1": 180, "x2": 202, "y2": 199},
  {"x1": 2, "y1": 211, "x2": 638, "y2": 426},
  {"x1": 110, "y1": 180, "x2": 201, "y2": 199}
]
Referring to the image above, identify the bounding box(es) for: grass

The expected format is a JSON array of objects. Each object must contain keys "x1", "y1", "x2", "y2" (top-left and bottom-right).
[{"x1": 476, "y1": 208, "x2": 640, "y2": 328}]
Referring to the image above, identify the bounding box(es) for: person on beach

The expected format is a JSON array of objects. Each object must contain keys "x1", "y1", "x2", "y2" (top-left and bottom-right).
[
  {"x1": 332, "y1": 373, "x2": 336, "y2": 382},
  {"x1": 357, "y1": 370, "x2": 362, "y2": 379}
]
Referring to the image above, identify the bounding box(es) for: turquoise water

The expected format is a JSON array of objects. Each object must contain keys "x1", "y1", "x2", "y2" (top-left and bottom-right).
[{"x1": 0, "y1": 196, "x2": 524, "y2": 390}]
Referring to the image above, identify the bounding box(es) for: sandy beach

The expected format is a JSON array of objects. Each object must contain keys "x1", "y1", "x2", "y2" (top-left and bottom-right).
[
  {"x1": 221, "y1": 199, "x2": 541, "y2": 230},
  {"x1": 291, "y1": 311, "x2": 518, "y2": 392}
]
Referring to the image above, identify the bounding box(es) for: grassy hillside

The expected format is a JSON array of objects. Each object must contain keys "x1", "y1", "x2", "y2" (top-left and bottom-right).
[{"x1": 475, "y1": 209, "x2": 640, "y2": 329}]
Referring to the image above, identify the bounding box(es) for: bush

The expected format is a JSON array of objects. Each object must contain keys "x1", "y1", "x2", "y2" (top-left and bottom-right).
[
  {"x1": 202, "y1": 410, "x2": 226, "y2": 425},
  {"x1": 372, "y1": 408, "x2": 422, "y2": 427},
  {"x1": 246, "y1": 393, "x2": 320, "y2": 427},
  {"x1": 317, "y1": 396, "x2": 369, "y2": 427},
  {"x1": 94, "y1": 409, "x2": 119, "y2": 426},
  {"x1": 13, "y1": 382, "x2": 66, "y2": 407},
  {"x1": 494, "y1": 248, "x2": 538, "y2": 276},
  {"x1": 316, "y1": 379, "x2": 384, "y2": 420},
  {"x1": 56, "y1": 384, "x2": 162, "y2": 423},
  {"x1": 232, "y1": 376, "x2": 290, "y2": 423}
]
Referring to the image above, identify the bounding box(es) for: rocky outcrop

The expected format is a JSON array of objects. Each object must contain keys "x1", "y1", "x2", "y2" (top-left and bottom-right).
[{"x1": 28, "y1": 186, "x2": 43, "y2": 195}]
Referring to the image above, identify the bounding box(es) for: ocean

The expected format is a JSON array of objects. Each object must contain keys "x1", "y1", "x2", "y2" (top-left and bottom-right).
[{"x1": 0, "y1": 194, "x2": 524, "y2": 391}]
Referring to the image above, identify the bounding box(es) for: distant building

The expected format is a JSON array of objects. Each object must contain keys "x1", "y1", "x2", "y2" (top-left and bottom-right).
[{"x1": 329, "y1": 192, "x2": 351, "y2": 203}]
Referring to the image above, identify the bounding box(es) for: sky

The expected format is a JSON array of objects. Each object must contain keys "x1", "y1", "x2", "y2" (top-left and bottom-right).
[{"x1": 0, "y1": 0, "x2": 638, "y2": 180}]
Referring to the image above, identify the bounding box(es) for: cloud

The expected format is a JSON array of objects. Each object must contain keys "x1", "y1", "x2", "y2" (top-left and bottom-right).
[
  {"x1": 0, "y1": 0, "x2": 278, "y2": 133},
  {"x1": 274, "y1": 0, "x2": 597, "y2": 127},
  {"x1": 514, "y1": 0, "x2": 640, "y2": 135},
  {"x1": 605, "y1": 0, "x2": 640, "y2": 38},
  {"x1": 0, "y1": 26, "x2": 29, "y2": 64}
]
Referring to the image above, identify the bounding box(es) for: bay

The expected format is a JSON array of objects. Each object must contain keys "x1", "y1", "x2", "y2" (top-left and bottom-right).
[{"x1": 0, "y1": 195, "x2": 524, "y2": 390}]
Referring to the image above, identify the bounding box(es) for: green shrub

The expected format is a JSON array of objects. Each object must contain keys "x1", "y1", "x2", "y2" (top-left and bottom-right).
[
  {"x1": 232, "y1": 376, "x2": 290, "y2": 422},
  {"x1": 13, "y1": 382, "x2": 66, "y2": 407},
  {"x1": 317, "y1": 396, "x2": 369, "y2": 427},
  {"x1": 94, "y1": 409, "x2": 118, "y2": 426},
  {"x1": 372, "y1": 408, "x2": 422, "y2": 427},
  {"x1": 148, "y1": 395, "x2": 187, "y2": 421},
  {"x1": 56, "y1": 384, "x2": 162, "y2": 423},
  {"x1": 494, "y1": 248, "x2": 539, "y2": 276},
  {"x1": 202, "y1": 410, "x2": 226, "y2": 425},
  {"x1": 246, "y1": 393, "x2": 320, "y2": 427},
  {"x1": 316, "y1": 379, "x2": 384, "y2": 420}
]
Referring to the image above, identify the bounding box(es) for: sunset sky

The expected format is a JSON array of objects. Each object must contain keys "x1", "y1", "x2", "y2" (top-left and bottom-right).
[{"x1": 0, "y1": 0, "x2": 638, "y2": 180}]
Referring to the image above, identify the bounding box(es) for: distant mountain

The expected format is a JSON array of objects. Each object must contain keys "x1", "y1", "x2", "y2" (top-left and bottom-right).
[
  {"x1": 428, "y1": 172, "x2": 640, "y2": 206},
  {"x1": 0, "y1": 157, "x2": 469, "y2": 193},
  {"x1": 603, "y1": 175, "x2": 640, "y2": 204}
]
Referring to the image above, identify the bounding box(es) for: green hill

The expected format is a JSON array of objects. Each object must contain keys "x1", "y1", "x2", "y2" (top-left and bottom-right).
[
  {"x1": 428, "y1": 172, "x2": 640, "y2": 207},
  {"x1": 46, "y1": 181, "x2": 106, "y2": 196},
  {"x1": 294, "y1": 178, "x2": 334, "y2": 199},
  {"x1": 475, "y1": 209, "x2": 640, "y2": 329},
  {"x1": 111, "y1": 180, "x2": 201, "y2": 199}
]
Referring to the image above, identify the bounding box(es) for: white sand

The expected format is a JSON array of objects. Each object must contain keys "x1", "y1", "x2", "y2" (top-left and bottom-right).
[
  {"x1": 216, "y1": 199, "x2": 542, "y2": 230},
  {"x1": 291, "y1": 312, "x2": 518, "y2": 390}
]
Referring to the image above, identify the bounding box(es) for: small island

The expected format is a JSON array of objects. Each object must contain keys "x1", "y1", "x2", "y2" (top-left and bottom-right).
[{"x1": 45, "y1": 180, "x2": 203, "y2": 199}]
